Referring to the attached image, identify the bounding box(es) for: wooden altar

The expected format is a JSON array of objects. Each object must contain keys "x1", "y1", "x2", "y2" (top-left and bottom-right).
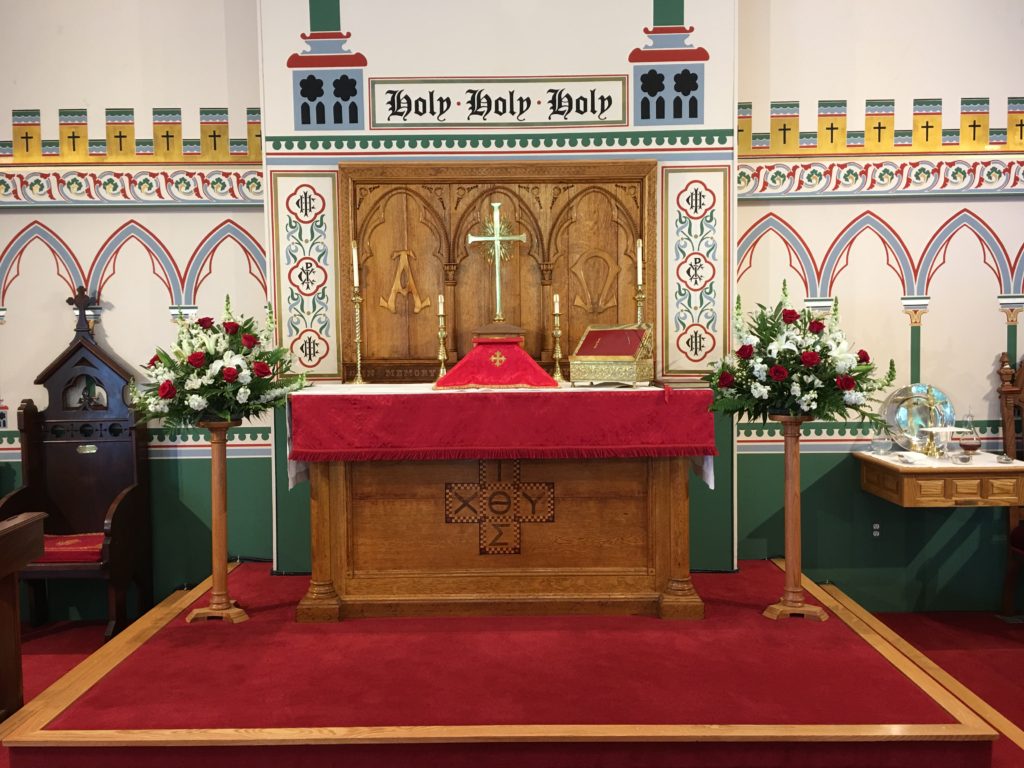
[
  {"x1": 290, "y1": 159, "x2": 714, "y2": 621},
  {"x1": 290, "y1": 386, "x2": 715, "y2": 621}
]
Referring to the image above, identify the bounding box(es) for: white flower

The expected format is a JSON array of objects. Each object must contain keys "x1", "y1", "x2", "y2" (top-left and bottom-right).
[
  {"x1": 766, "y1": 333, "x2": 798, "y2": 358},
  {"x1": 843, "y1": 390, "x2": 866, "y2": 406},
  {"x1": 150, "y1": 400, "x2": 170, "y2": 414},
  {"x1": 186, "y1": 394, "x2": 208, "y2": 411},
  {"x1": 236, "y1": 386, "x2": 251, "y2": 404},
  {"x1": 803, "y1": 375, "x2": 822, "y2": 388},
  {"x1": 750, "y1": 382, "x2": 770, "y2": 400},
  {"x1": 238, "y1": 369, "x2": 252, "y2": 385},
  {"x1": 828, "y1": 337, "x2": 858, "y2": 374},
  {"x1": 741, "y1": 334, "x2": 758, "y2": 347},
  {"x1": 752, "y1": 361, "x2": 768, "y2": 381},
  {"x1": 185, "y1": 374, "x2": 204, "y2": 391},
  {"x1": 790, "y1": 382, "x2": 802, "y2": 397}
]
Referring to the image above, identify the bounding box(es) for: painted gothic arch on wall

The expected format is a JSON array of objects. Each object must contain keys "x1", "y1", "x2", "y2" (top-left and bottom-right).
[{"x1": 0, "y1": 221, "x2": 85, "y2": 308}]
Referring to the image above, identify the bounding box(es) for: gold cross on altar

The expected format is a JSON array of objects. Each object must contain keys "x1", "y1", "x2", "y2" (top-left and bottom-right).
[
  {"x1": 466, "y1": 201, "x2": 526, "y2": 323},
  {"x1": 489, "y1": 350, "x2": 506, "y2": 367}
]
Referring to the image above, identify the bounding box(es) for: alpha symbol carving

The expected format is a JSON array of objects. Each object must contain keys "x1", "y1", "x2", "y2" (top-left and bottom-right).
[
  {"x1": 445, "y1": 461, "x2": 555, "y2": 555},
  {"x1": 379, "y1": 249, "x2": 431, "y2": 314}
]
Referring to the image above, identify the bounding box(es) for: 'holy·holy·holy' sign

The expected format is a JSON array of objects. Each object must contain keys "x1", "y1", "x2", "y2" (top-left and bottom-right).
[{"x1": 370, "y1": 77, "x2": 628, "y2": 129}]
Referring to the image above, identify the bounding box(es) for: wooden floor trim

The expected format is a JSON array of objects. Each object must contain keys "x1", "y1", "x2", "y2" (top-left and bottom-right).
[
  {"x1": 3, "y1": 566, "x2": 230, "y2": 743},
  {"x1": 821, "y1": 580, "x2": 1024, "y2": 752},
  {"x1": 4, "y1": 722, "x2": 998, "y2": 748},
  {"x1": 768, "y1": 558, "x2": 993, "y2": 735},
  {"x1": 3, "y1": 562, "x2": 996, "y2": 749}
]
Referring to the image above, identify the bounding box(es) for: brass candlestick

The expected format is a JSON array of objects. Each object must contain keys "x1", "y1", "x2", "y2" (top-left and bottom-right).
[
  {"x1": 437, "y1": 311, "x2": 448, "y2": 380},
  {"x1": 635, "y1": 284, "x2": 646, "y2": 324},
  {"x1": 351, "y1": 285, "x2": 365, "y2": 384},
  {"x1": 552, "y1": 309, "x2": 565, "y2": 383}
]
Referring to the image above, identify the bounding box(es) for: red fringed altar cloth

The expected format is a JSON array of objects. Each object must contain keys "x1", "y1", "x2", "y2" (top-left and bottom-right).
[{"x1": 289, "y1": 384, "x2": 716, "y2": 462}]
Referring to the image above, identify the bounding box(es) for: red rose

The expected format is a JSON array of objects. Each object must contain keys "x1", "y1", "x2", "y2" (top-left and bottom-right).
[
  {"x1": 157, "y1": 380, "x2": 176, "y2": 399},
  {"x1": 197, "y1": 316, "x2": 214, "y2": 329},
  {"x1": 857, "y1": 349, "x2": 870, "y2": 364},
  {"x1": 769, "y1": 365, "x2": 789, "y2": 381},
  {"x1": 782, "y1": 309, "x2": 800, "y2": 324},
  {"x1": 836, "y1": 374, "x2": 856, "y2": 391},
  {"x1": 187, "y1": 351, "x2": 206, "y2": 368},
  {"x1": 223, "y1": 321, "x2": 240, "y2": 335},
  {"x1": 718, "y1": 371, "x2": 735, "y2": 388},
  {"x1": 241, "y1": 333, "x2": 258, "y2": 349},
  {"x1": 253, "y1": 361, "x2": 272, "y2": 378},
  {"x1": 737, "y1": 344, "x2": 754, "y2": 360},
  {"x1": 808, "y1": 319, "x2": 825, "y2": 334},
  {"x1": 146, "y1": 354, "x2": 160, "y2": 368},
  {"x1": 800, "y1": 351, "x2": 820, "y2": 367},
  {"x1": 223, "y1": 367, "x2": 238, "y2": 383}
]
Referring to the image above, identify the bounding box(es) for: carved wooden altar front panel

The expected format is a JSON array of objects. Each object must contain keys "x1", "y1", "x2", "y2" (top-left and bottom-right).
[{"x1": 339, "y1": 162, "x2": 657, "y2": 381}]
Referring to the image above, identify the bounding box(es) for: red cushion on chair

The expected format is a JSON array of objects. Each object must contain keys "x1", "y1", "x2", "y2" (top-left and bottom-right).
[{"x1": 37, "y1": 533, "x2": 105, "y2": 564}]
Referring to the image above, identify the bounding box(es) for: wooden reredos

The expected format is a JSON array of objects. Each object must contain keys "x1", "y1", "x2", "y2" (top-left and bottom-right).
[{"x1": 340, "y1": 160, "x2": 657, "y2": 382}]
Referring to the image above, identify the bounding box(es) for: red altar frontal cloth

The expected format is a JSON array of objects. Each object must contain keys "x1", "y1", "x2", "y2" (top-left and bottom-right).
[
  {"x1": 289, "y1": 386, "x2": 716, "y2": 462},
  {"x1": 434, "y1": 336, "x2": 557, "y2": 389}
]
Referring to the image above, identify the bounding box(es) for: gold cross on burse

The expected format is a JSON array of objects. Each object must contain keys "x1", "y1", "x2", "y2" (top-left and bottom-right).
[{"x1": 467, "y1": 201, "x2": 527, "y2": 323}]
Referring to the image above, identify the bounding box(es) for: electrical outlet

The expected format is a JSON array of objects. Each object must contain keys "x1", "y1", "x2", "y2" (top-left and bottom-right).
[{"x1": 872, "y1": 522, "x2": 881, "y2": 538}]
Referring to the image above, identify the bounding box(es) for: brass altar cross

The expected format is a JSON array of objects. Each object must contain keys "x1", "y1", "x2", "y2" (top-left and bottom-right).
[{"x1": 466, "y1": 201, "x2": 526, "y2": 323}]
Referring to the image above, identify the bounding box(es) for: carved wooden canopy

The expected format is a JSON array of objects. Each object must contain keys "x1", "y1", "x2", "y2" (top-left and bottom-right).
[{"x1": 339, "y1": 160, "x2": 657, "y2": 382}]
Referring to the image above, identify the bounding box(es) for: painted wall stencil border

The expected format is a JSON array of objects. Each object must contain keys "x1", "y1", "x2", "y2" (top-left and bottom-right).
[
  {"x1": 738, "y1": 97, "x2": 1024, "y2": 158},
  {"x1": 266, "y1": 128, "x2": 732, "y2": 155},
  {"x1": 734, "y1": 420, "x2": 1004, "y2": 455},
  {"x1": 0, "y1": 169, "x2": 263, "y2": 207},
  {"x1": 270, "y1": 170, "x2": 342, "y2": 377},
  {"x1": 660, "y1": 165, "x2": 731, "y2": 382},
  {"x1": 737, "y1": 157, "x2": 1024, "y2": 199},
  {"x1": 2, "y1": 108, "x2": 262, "y2": 166},
  {"x1": 0, "y1": 426, "x2": 273, "y2": 463}
]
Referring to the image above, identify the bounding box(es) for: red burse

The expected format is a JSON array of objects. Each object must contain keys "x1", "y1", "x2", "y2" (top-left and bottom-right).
[
  {"x1": 37, "y1": 533, "x2": 104, "y2": 564},
  {"x1": 434, "y1": 337, "x2": 557, "y2": 389}
]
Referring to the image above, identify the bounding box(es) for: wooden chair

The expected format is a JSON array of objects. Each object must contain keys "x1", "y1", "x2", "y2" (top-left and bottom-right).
[
  {"x1": 0, "y1": 289, "x2": 151, "y2": 639},
  {"x1": 996, "y1": 352, "x2": 1024, "y2": 615}
]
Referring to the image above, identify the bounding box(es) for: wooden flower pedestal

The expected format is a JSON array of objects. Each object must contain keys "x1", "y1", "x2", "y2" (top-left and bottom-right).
[
  {"x1": 763, "y1": 414, "x2": 828, "y2": 622},
  {"x1": 187, "y1": 420, "x2": 249, "y2": 624}
]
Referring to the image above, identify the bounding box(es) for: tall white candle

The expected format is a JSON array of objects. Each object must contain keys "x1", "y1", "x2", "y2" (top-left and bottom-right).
[
  {"x1": 554, "y1": 293, "x2": 560, "y2": 315},
  {"x1": 351, "y1": 241, "x2": 359, "y2": 288},
  {"x1": 438, "y1": 294, "x2": 444, "y2": 315},
  {"x1": 636, "y1": 239, "x2": 643, "y2": 286}
]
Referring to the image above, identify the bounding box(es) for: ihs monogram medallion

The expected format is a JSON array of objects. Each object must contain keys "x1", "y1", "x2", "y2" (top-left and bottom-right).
[{"x1": 444, "y1": 461, "x2": 554, "y2": 555}]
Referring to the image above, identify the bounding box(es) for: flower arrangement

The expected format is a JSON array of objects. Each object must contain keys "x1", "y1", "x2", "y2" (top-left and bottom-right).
[
  {"x1": 706, "y1": 285, "x2": 896, "y2": 425},
  {"x1": 130, "y1": 298, "x2": 307, "y2": 427}
]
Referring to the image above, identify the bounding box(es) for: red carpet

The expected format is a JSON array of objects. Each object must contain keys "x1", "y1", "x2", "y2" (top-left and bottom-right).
[
  {"x1": 49, "y1": 561, "x2": 953, "y2": 730},
  {"x1": 877, "y1": 611, "x2": 1024, "y2": 768},
  {"x1": 0, "y1": 623, "x2": 106, "y2": 768},
  {"x1": 4, "y1": 563, "x2": 996, "y2": 768},
  {"x1": 19, "y1": 622, "x2": 106, "y2": 702}
]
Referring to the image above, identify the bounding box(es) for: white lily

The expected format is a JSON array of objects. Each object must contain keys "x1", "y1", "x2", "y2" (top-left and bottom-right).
[
  {"x1": 766, "y1": 333, "x2": 798, "y2": 358},
  {"x1": 827, "y1": 337, "x2": 858, "y2": 373}
]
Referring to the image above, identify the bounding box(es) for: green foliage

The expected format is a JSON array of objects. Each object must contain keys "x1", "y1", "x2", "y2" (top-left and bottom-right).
[
  {"x1": 130, "y1": 297, "x2": 307, "y2": 427},
  {"x1": 706, "y1": 290, "x2": 895, "y2": 426}
]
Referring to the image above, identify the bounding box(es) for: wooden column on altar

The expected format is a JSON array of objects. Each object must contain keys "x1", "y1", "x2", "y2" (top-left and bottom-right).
[{"x1": 0, "y1": 512, "x2": 45, "y2": 721}]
